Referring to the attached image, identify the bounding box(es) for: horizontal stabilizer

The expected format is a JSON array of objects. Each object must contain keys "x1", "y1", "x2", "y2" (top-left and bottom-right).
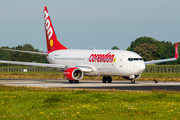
[{"x1": 3, "y1": 49, "x2": 47, "y2": 55}]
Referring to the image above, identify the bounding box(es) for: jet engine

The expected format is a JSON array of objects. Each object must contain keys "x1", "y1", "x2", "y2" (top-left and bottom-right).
[
  {"x1": 63, "y1": 67, "x2": 83, "y2": 80},
  {"x1": 122, "y1": 74, "x2": 141, "y2": 80}
]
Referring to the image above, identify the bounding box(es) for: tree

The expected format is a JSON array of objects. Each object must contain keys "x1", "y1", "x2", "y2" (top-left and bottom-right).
[
  {"x1": 0, "y1": 44, "x2": 49, "y2": 66},
  {"x1": 111, "y1": 46, "x2": 120, "y2": 50},
  {"x1": 129, "y1": 36, "x2": 159, "y2": 51},
  {"x1": 128, "y1": 36, "x2": 176, "y2": 64},
  {"x1": 133, "y1": 43, "x2": 158, "y2": 61},
  {"x1": 22, "y1": 44, "x2": 34, "y2": 51}
]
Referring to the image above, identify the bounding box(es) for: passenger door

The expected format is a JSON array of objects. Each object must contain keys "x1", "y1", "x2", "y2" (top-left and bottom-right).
[{"x1": 119, "y1": 55, "x2": 124, "y2": 67}]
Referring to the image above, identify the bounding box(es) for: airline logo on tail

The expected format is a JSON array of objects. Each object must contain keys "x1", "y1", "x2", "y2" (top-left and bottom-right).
[
  {"x1": 43, "y1": 6, "x2": 67, "y2": 52},
  {"x1": 44, "y1": 10, "x2": 53, "y2": 40},
  {"x1": 44, "y1": 8, "x2": 53, "y2": 47}
]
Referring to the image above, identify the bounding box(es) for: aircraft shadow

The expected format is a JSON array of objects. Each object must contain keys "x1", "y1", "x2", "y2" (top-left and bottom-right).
[{"x1": 37, "y1": 80, "x2": 132, "y2": 84}]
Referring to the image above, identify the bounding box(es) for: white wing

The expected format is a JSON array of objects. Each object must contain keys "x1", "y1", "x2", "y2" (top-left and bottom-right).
[
  {"x1": 0, "y1": 60, "x2": 93, "y2": 72},
  {"x1": 145, "y1": 43, "x2": 178, "y2": 65},
  {"x1": 144, "y1": 58, "x2": 177, "y2": 65},
  {"x1": 0, "y1": 60, "x2": 66, "y2": 68}
]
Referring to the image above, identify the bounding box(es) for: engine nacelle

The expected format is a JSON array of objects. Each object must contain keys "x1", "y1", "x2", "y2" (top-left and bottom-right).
[
  {"x1": 63, "y1": 67, "x2": 83, "y2": 80},
  {"x1": 122, "y1": 74, "x2": 141, "y2": 80}
]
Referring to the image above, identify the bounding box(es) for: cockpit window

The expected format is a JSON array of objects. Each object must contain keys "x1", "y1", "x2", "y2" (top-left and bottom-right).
[
  {"x1": 134, "y1": 58, "x2": 139, "y2": 60},
  {"x1": 128, "y1": 58, "x2": 143, "y2": 61},
  {"x1": 128, "y1": 58, "x2": 133, "y2": 61}
]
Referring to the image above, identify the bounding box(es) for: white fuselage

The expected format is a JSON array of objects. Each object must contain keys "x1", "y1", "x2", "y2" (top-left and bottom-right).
[{"x1": 47, "y1": 50, "x2": 145, "y2": 76}]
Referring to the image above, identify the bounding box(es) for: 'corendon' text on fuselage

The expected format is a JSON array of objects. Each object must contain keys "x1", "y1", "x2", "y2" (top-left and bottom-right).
[{"x1": 89, "y1": 52, "x2": 115, "y2": 63}]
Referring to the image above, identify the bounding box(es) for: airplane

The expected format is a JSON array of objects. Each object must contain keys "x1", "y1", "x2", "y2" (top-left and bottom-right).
[{"x1": 0, "y1": 6, "x2": 179, "y2": 84}]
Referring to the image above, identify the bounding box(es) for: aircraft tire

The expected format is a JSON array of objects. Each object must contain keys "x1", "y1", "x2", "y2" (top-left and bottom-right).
[
  {"x1": 131, "y1": 79, "x2": 135, "y2": 84},
  {"x1": 102, "y1": 76, "x2": 107, "y2": 83},
  {"x1": 69, "y1": 80, "x2": 73, "y2": 83},
  {"x1": 107, "y1": 76, "x2": 112, "y2": 83},
  {"x1": 75, "y1": 80, "x2": 79, "y2": 83}
]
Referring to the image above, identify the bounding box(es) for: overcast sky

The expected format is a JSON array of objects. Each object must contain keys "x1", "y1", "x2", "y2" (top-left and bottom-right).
[{"x1": 1, "y1": 0, "x2": 180, "y2": 51}]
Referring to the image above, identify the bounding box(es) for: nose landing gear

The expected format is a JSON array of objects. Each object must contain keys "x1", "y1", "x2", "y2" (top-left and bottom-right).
[{"x1": 131, "y1": 79, "x2": 135, "y2": 84}]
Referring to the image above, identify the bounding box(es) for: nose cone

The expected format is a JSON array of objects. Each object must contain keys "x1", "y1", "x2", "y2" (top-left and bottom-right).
[{"x1": 136, "y1": 62, "x2": 145, "y2": 74}]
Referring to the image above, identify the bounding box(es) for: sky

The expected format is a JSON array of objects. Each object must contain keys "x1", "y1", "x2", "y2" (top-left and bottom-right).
[{"x1": 0, "y1": 0, "x2": 180, "y2": 51}]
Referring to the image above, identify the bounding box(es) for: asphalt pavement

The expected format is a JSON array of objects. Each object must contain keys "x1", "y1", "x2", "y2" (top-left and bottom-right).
[{"x1": 0, "y1": 79, "x2": 180, "y2": 91}]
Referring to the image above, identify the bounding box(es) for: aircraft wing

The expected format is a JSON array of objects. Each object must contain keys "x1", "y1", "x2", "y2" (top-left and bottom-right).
[
  {"x1": 144, "y1": 58, "x2": 177, "y2": 65},
  {"x1": 0, "y1": 60, "x2": 93, "y2": 72},
  {"x1": 0, "y1": 60, "x2": 66, "y2": 68},
  {"x1": 3, "y1": 49, "x2": 48, "y2": 55},
  {"x1": 144, "y1": 43, "x2": 179, "y2": 65},
  {"x1": 70, "y1": 66, "x2": 93, "y2": 72}
]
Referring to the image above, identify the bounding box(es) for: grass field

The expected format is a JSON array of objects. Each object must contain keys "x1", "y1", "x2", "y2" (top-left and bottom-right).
[
  {"x1": 139, "y1": 73, "x2": 180, "y2": 81},
  {"x1": 0, "y1": 72, "x2": 180, "y2": 82},
  {"x1": 0, "y1": 85, "x2": 180, "y2": 119}
]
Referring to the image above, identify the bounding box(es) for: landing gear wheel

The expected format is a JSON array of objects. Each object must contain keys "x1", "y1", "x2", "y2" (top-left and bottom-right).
[
  {"x1": 69, "y1": 80, "x2": 73, "y2": 83},
  {"x1": 102, "y1": 76, "x2": 107, "y2": 83},
  {"x1": 75, "y1": 80, "x2": 79, "y2": 83},
  {"x1": 102, "y1": 76, "x2": 112, "y2": 83},
  {"x1": 131, "y1": 79, "x2": 135, "y2": 84},
  {"x1": 107, "y1": 76, "x2": 112, "y2": 83}
]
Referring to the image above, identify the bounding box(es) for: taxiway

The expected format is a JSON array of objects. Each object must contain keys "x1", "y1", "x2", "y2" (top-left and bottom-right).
[{"x1": 0, "y1": 79, "x2": 180, "y2": 91}]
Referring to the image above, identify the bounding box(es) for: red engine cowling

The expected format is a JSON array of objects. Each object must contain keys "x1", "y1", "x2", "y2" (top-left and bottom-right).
[{"x1": 63, "y1": 67, "x2": 83, "y2": 80}]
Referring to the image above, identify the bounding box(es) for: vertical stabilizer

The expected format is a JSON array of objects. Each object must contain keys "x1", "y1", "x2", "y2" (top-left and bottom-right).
[{"x1": 43, "y1": 6, "x2": 67, "y2": 52}]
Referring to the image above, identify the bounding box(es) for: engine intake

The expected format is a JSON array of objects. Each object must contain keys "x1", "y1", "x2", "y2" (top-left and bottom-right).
[{"x1": 64, "y1": 67, "x2": 83, "y2": 80}]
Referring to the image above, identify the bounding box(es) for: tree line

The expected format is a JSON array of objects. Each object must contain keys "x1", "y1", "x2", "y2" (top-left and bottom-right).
[
  {"x1": 112, "y1": 36, "x2": 180, "y2": 65},
  {"x1": 0, "y1": 44, "x2": 48, "y2": 66},
  {"x1": 0, "y1": 36, "x2": 179, "y2": 66}
]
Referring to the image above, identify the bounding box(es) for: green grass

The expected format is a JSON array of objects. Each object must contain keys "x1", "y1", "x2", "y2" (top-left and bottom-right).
[
  {"x1": 0, "y1": 85, "x2": 180, "y2": 119},
  {"x1": 0, "y1": 71, "x2": 64, "y2": 79},
  {"x1": 142, "y1": 73, "x2": 180, "y2": 78},
  {"x1": 140, "y1": 73, "x2": 180, "y2": 81}
]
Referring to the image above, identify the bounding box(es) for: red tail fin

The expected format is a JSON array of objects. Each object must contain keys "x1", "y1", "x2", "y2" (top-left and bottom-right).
[
  {"x1": 175, "y1": 43, "x2": 179, "y2": 59},
  {"x1": 43, "y1": 6, "x2": 67, "y2": 52}
]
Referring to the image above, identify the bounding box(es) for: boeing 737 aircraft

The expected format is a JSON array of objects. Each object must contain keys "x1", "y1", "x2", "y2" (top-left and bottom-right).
[{"x1": 0, "y1": 6, "x2": 179, "y2": 84}]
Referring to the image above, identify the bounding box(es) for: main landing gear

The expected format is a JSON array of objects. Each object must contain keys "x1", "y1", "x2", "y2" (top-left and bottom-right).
[
  {"x1": 130, "y1": 79, "x2": 135, "y2": 84},
  {"x1": 102, "y1": 76, "x2": 112, "y2": 83},
  {"x1": 69, "y1": 80, "x2": 79, "y2": 83}
]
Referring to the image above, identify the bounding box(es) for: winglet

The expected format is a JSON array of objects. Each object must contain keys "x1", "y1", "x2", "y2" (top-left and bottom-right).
[{"x1": 175, "y1": 43, "x2": 179, "y2": 59}]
